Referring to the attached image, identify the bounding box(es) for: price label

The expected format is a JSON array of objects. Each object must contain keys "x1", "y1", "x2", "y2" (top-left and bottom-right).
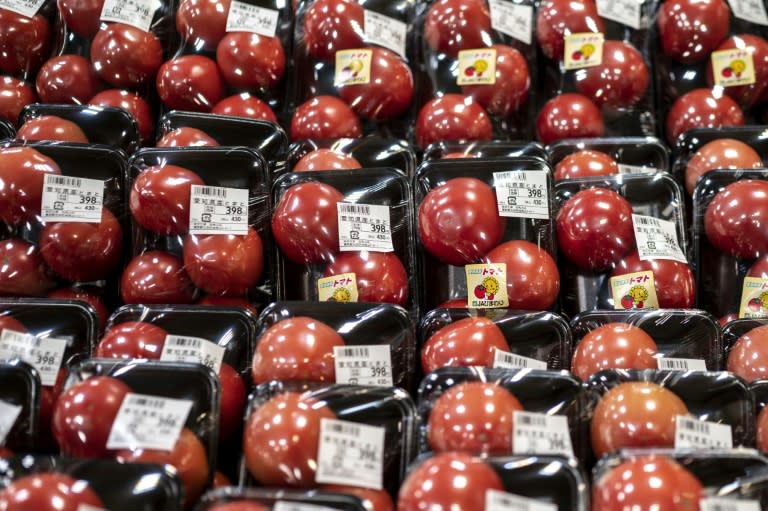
[
  {"x1": 618, "y1": 163, "x2": 658, "y2": 175},
  {"x1": 41, "y1": 175, "x2": 104, "y2": 223},
  {"x1": 274, "y1": 503, "x2": 338, "y2": 511},
  {"x1": 657, "y1": 357, "x2": 707, "y2": 371},
  {"x1": 675, "y1": 415, "x2": 733, "y2": 450},
  {"x1": 106, "y1": 393, "x2": 193, "y2": 451},
  {"x1": 100, "y1": 0, "x2": 158, "y2": 31},
  {"x1": 489, "y1": 0, "x2": 533, "y2": 45},
  {"x1": 334, "y1": 49, "x2": 372, "y2": 86},
  {"x1": 77, "y1": 505, "x2": 107, "y2": 511},
  {"x1": 0, "y1": 400, "x2": 22, "y2": 445},
  {"x1": 457, "y1": 48, "x2": 497, "y2": 86},
  {"x1": 493, "y1": 348, "x2": 547, "y2": 370},
  {"x1": 334, "y1": 345, "x2": 392, "y2": 387},
  {"x1": 609, "y1": 270, "x2": 660, "y2": 310},
  {"x1": 0, "y1": 0, "x2": 45, "y2": 17},
  {"x1": 318, "y1": 272, "x2": 358, "y2": 302},
  {"x1": 563, "y1": 32, "x2": 604, "y2": 70},
  {"x1": 337, "y1": 203, "x2": 393, "y2": 252},
  {"x1": 512, "y1": 411, "x2": 573, "y2": 456},
  {"x1": 739, "y1": 277, "x2": 768, "y2": 318},
  {"x1": 316, "y1": 419, "x2": 385, "y2": 490},
  {"x1": 632, "y1": 214, "x2": 687, "y2": 263},
  {"x1": 466, "y1": 264, "x2": 509, "y2": 308},
  {"x1": 225, "y1": 0, "x2": 279, "y2": 36},
  {"x1": 701, "y1": 497, "x2": 761, "y2": 511},
  {"x1": 486, "y1": 489, "x2": 557, "y2": 511},
  {"x1": 711, "y1": 49, "x2": 756, "y2": 87},
  {"x1": 363, "y1": 9, "x2": 407, "y2": 58},
  {"x1": 727, "y1": 0, "x2": 768, "y2": 25},
  {"x1": 160, "y1": 335, "x2": 225, "y2": 373},
  {"x1": 189, "y1": 185, "x2": 249, "y2": 235},
  {"x1": 0, "y1": 330, "x2": 66, "y2": 386},
  {"x1": 596, "y1": 0, "x2": 644, "y2": 29},
  {"x1": 493, "y1": 170, "x2": 549, "y2": 220}
]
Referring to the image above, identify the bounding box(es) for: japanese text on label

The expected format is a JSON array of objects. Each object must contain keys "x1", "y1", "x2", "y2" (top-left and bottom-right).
[
  {"x1": 457, "y1": 48, "x2": 497, "y2": 86},
  {"x1": 100, "y1": 0, "x2": 157, "y2": 32},
  {"x1": 513, "y1": 411, "x2": 573, "y2": 456},
  {"x1": 493, "y1": 170, "x2": 549, "y2": 219},
  {"x1": 189, "y1": 185, "x2": 249, "y2": 235},
  {"x1": 363, "y1": 9, "x2": 407, "y2": 58},
  {"x1": 727, "y1": 0, "x2": 768, "y2": 25},
  {"x1": 337, "y1": 203, "x2": 393, "y2": 252},
  {"x1": 0, "y1": 0, "x2": 45, "y2": 18},
  {"x1": 739, "y1": 277, "x2": 768, "y2": 318},
  {"x1": 316, "y1": 418, "x2": 385, "y2": 489},
  {"x1": 41, "y1": 174, "x2": 104, "y2": 223},
  {"x1": 106, "y1": 393, "x2": 193, "y2": 451},
  {"x1": 486, "y1": 489, "x2": 557, "y2": 511},
  {"x1": 226, "y1": 1, "x2": 279, "y2": 36},
  {"x1": 0, "y1": 329, "x2": 66, "y2": 386},
  {"x1": 318, "y1": 272, "x2": 359, "y2": 302},
  {"x1": 563, "y1": 32, "x2": 604, "y2": 70},
  {"x1": 674, "y1": 415, "x2": 733, "y2": 449},
  {"x1": 632, "y1": 214, "x2": 687, "y2": 262},
  {"x1": 596, "y1": 0, "x2": 643, "y2": 29},
  {"x1": 711, "y1": 49, "x2": 756, "y2": 87},
  {"x1": 334, "y1": 49, "x2": 372, "y2": 86},
  {"x1": 609, "y1": 270, "x2": 660, "y2": 310},
  {"x1": 160, "y1": 335, "x2": 224, "y2": 373},
  {"x1": 489, "y1": 0, "x2": 533, "y2": 45},
  {"x1": 334, "y1": 345, "x2": 392, "y2": 387},
  {"x1": 618, "y1": 163, "x2": 657, "y2": 175},
  {"x1": 466, "y1": 263, "x2": 509, "y2": 308},
  {"x1": 700, "y1": 497, "x2": 761, "y2": 511}
]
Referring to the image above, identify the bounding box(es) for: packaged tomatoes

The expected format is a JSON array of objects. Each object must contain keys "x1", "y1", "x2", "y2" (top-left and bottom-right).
[
  {"x1": 197, "y1": 487, "x2": 376, "y2": 511},
  {"x1": 422, "y1": 140, "x2": 548, "y2": 162},
  {"x1": 286, "y1": 137, "x2": 417, "y2": 176}
]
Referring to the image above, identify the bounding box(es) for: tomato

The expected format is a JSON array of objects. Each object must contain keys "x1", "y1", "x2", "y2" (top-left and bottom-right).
[
  {"x1": 418, "y1": 177, "x2": 505, "y2": 266},
  {"x1": 397, "y1": 452, "x2": 504, "y2": 511},
  {"x1": 0, "y1": 145, "x2": 61, "y2": 225},
  {"x1": 337, "y1": 47, "x2": 413, "y2": 121},
  {"x1": 719, "y1": 313, "x2": 739, "y2": 327},
  {"x1": 0, "y1": 238, "x2": 55, "y2": 297},
  {"x1": 748, "y1": 254, "x2": 768, "y2": 278},
  {"x1": 756, "y1": 404, "x2": 768, "y2": 451},
  {"x1": 657, "y1": 0, "x2": 730, "y2": 64},
  {"x1": 95, "y1": 321, "x2": 167, "y2": 359},
  {"x1": 91, "y1": 24, "x2": 163, "y2": 88},
  {"x1": 666, "y1": 88, "x2": 744, "y2": 145},
  {"x1": 704, "y1": 179, "x2": 768, "y2": 260},
  {"x1": 574, "y1": 40, "x2": 649, "y2": 109},
  {"x1": 726, "y1": 324, "x2": 768, "y2": 382},
  {"x1": 17, "y1": 115, "x2": 89, "y2": 143},
  {"x1": 323, "y1": 251, "x2": 409, "y2": 306},
  {"x1": 437, "y1": 298, "x2": 471, "y2": 308},
  {"x1": 211, "y1": 93, "x2": 278, "y2": 123},
  {"x1": 320, "y1": 485, "x2": 394, "y2": 511},
  {"x1": 461, "y1": 44, "x2": 530, "y2": 117},
  {"x1": 57, "y1": 0, "x2": 104, "y2": 38},
  {"x1": 484, "y1": 240, "x2": 560, "y2": 311},
  {"x1": 89, "y1": 89, "x2": 154, "y2": 144},
  {"x1": 38, "y1": 368, "x2": 68, "y2": 444},
  {"x1": 120, "y1": 251, "x2": 196, "y2": 304},
  {"x1": 706, "y1": 35, "x2": 768, "y2": 108},
  {"x1": 209, "y1": 503, "x2": 269, "y2": 511},
  {"x1": 156, "y1": 55, "x2": 225, "y2": 112},
  {"x1": 571, "y1": 322, "x2": 658, "y2": 381},
  {"x1": 293, "y1": 149, "x2": 361, "y2": 171},
  {"x1": 556, "y1": 187, "x2": 635, "y2": 271},
  {"x1": 0, "y1": 473, "x2": 105, "y2": 511},
  {"x1": 535, "y1": 0, "x2": 605, "y2": 60},
  {"x1": 536, "y1": 93, "x2": 604, "y2": 145},
  {"x1": 182, "y1": 227, "x2": 264, "y2": 296},
  {"x1": 0, "y1": 76, "x2": 36, "y2": 124},
  {"x1": 684, "y1": 138, "x2": 763, "y2": 195},
  {"x1": 0, "y1": 8, "x2": 51, "y2": 76},
  {"x1": 441, "y1": 152, "x2": 478, "y2": 159},
  {"x1": 176, "y1": 0, "x2": 230, "y2": 51},
  {"x1": 290, "y1": 95, "x2": 362, "y2": 141},
  {"x1": 611, "y1": 251, "x2": 695, "y2": 308},
  {"x1": 52, "y1": 375, "x2": 131, "y2": 457},
  {"x1": 156, "y1": 127, "x2": 219, "y2": 147},
  {"x1": 197, "y1": 295, "x2": 259, "y2": 316},
  {"x1": 212, "y1": 470, "x2": 232, "y2": 488},
  {"x1": 251, "y1": 316, "x2": 345, "y2": 384},
  {"x1": 423, "y1": 0, "x2": 491, "y2": 57},
  {"x1": 414, "y1": 94, "x2": 492, "y2": 149},
  {"x1": 302, "y1": 0, "x2": 364, "y2": 60},
  {"x1": 593, "y1": 455, "x2": 703, "y2": 511},
  {"x1": 272, "y1": 181, "x2": 344, "y2": 264},
  {"x1": 554, "y1": 149, "x2": 619, "y2": 181},
  {"x1": 218, "y1": 362, "x2": 246, "y2": 440},
  {"x1": 129, "y1": 164, "x2": 205, "y2": 235},
  {"x1": 0, "y1": 447, "x2": 11, "y2": 458},
  {"x1": 591, "y1": 381, "x2": 688, "y2": 458},
  {"x1": 48, "y1": 287, "x2": 109, "y2": 331},
  {"x1": 35, "y1": 55, "x2": 103, "y2": 104},
  {"x1": 0, "y1": 314, "x2": 26, "y2": 335},
  {"x1": 217, "y1": 32, "x2": 285, "y2": 90}
]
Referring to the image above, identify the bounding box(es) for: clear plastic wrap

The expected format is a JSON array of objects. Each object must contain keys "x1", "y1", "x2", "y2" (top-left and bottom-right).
[
  {"x1": 422, "y1": 140, "x2": 548, "y2": 162},
  {"x1": 0, "y1": 360, "x2": 39, "y2": 454},
  {"x1": 198, "y1": 487, "x2": 374, "y2": 510},
  {"x1": 286, "y1": 137, "x2": 417, "y2": 176}
]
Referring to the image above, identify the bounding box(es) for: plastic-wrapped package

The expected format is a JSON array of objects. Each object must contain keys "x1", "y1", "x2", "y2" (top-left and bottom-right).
[
  {"x1": 286, "y1": 137, "x2": 417, "y2": 176},
  {"x1": 0, "y1": 360, "x2": 39, "y2": 454},
  {"x1": 0, "y1": 120, "x2": 14, "y2": 140},
  {"x1": 0, "y1": 0, "x2": 56, "y2": 84},
  {"x1": 422, "y1": 140, "x2": 548, "y2": 161},
  {"x1": 0, "y1": 76, "x2": 37, "y2": 127},
  {"x1": 722, "y1": 318, "x2": 768, "y2": 383},
  {"x1": 198, "y1": 487, "x2": 379, "y2": 511}
]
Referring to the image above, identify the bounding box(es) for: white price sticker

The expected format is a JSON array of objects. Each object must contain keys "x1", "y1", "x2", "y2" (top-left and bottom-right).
[
  {"x1": 486, "y1": 489, "x2": 557, "y2": 511},
  {"x1": 0, "y1": 400, "x2": 22, "y2": 445},
  {"x1": 41, "y1": 175, "x2": 104, "y2": 223},
  {"x1": 160, "y1": 335, "x2": 225, "y2": 374},
  {"x1": 189, "y1": 185, "x2": 249, "y2": 235},
  {"x1": 493, "y1": 348, "x2": 547, "y2": 370},
  {"x1": 77, "y1": 505, "x2": 107, "y2": 511},
  {"x1": 513, "y1": 411, "x2": 573, "y2": 456},
  {"x1": 493, "y1": 171, "x2": 549, "y2": 220},
  {"x1": 0, "y1": 330, "x2": 66, "y2": 386},
  {"x1": 107, "y1": 393, "x2": 193, "y2": 451},
  {"x1": 225, "y1": 1, "x2": 279, "y2": 37},
  {"x1": 489, "y1": 0, "x2": 533, "y2": 45},
  {"x1": 334, "y1": 345, "x2": 392, "y2": 387},
  {"x1": 337, "y1": 203, "x2": 394, "y2": 252},
  {"x1": 316, "y1": 419, "x2": 385, "y2": 490},
  {"x1": 727, "y1": 0, "x2": 768, "y2": 25},
  {"x1": 0, "y1": 0, "x2": 45, "y2": 17},
  {"x1": 100, "y1": 0, "x2": 158, "y2": 32},
  {"x1": 657, "y1": 357, "x2": 707, "y2": 371},
  {"x1": 701, "y1": 497, "x2": 761, "y2": 511},
  {"x1": 618, "y1": 163, "x2": 657, "y2": 175},
  {"x1": 675, "y1": 415, "x2": 733, "y2": 450},
  {"x1": 274, "y1": 503, "x2": 338, "y2": 511},
  {"x1": 364, "y1": 9, "x2": 407, "y2": 58},
  {"x1": 596, "y1": 0, "x2": 644, "y2": 29},
  {"x1": 632, "y1": 214, "x2": 687, "y2": 263}
]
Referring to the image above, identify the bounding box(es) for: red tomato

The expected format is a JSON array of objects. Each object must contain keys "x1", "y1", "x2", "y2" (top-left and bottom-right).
[
  {"x1": 129, "y1": 164, "x2": 205, "y2": 235},
  {"x1": 35, "y1": 55, "x2": 103, "y2": 104},
  {"x1": 218, "y1": 362, "x2": 246, "y2": 440},
  {"x1": 591, "y1": 381, "x2": 689, "y2": 458},
  {"x1": 120, "y1": 251, "x2": 196, "y2": 304},
  {"x1": 293, "y1": 149, "x2": 361, "y2": 171},
  {"x1": 684, "y1": 138, "x2": 763, "y2": 195},
  {"x1": 0, "y1": 8, "x2": 51, "y2": 75},
  {"x1": 272, "y1": 181, "x2": 344, "y2": 264},
  {"x1": 0, "y1": 76, "x2": 36, "y2": 124},
  {"x1": 719, "y1": 313, "x2": 739, "y2": 327},
  {"x1": 437, "y1": 298, "x2": 471, "y2": 308},
  {"x1": 211, "y1": 93, "x2": 278, "y2": 123},
  {"x1": 251, "y1": 316, "x2": 345, "y2": 384},
  {"x1": 571, "y1": 322, "x2": 658, "y2": 381},
  {"x1": 665, "y1": 88, "x2": 744, "y2": 145},
  {"x1": 0, "y1": 447, "x2": 11, "y2": 458},
  {"x1": 57, "y1": 0, "x2": 104, "y2": 38},
  {"x1": 484, "y1": 240, "x2": 561, "y2": 311},
  {"x1": 592, "y1": 455, "x2": 703, "y2": 511},
  {"x1": 0, "y1": 473, "x2": 105, "y2": 511},
  {"x1": 421, "y1": 317, "x2": 509, "y2": 373},
  {"x1": 536, "y1": 93, "x2": 604, "y2": 145},
  {"x1": 302, "y1": 0, "x2": 364, "y2": 60},
  {"x1": 423, "y1": 0, "x2": 491, "y2": 57},
  {"x1": 397, "y1": 452, "x2": 504, "y2": 511},
  {"x1": 574, "y1": 40, "x2": 649, "y2": 109},
  {"x1": 0, "y1": 145, "x2": 61, "y2": 225},
  {"x1": 418, "y1": 177, "x2": 505, "y2": 266},
  {"x1": 323, "y1": 251, "x2": 409, "y2": 306},
  {"x1": 461, "y1": 44, "x2": 530, "y2": 117},
  {"x1": 91, "y1": 24, "x2": 163, "y2": 88},
  {"x1": 156, "y1": 127, "x2": 219, "y2": 147},
  {"x1": 704, "y1": 179, "x2": 768, "y2": 260},
  {"x1": 52, "y1": 375, "x2": 131, "y2": 457},
  {"x1": 216, "y1": 32, "x2": 285, "y2": 90},
  {"x1": 212, "y1": 470, "x2": 232, "y2": 488},
  {"x1": 656, "y1": 0, "x2": 730, "y2": 64},
  {"x1": 48, "y1": 287, "x2": 109, "y2": 331},
  {"x1": 38, "y1": 368, "x2": 67, "y2": 445},
  {"x1": 156, "y1": 55, "x2": 225, "y2": 112},
  {"x1": 556, "y1": 187, "x2": 635, "y2": 271},
  {"x1": 441, "y1": 152, "x2": 478, "y2": 159},
  {"x1": 209, "y1": 503, "x2": 269, "y2": 511},
  {"x1": 756, "y1": 404, "x2": 768, "y2": 451},
  {"x1": 197, "y1": 295, "x2": 259, "y2": 316},
  {"x1": 89, "y1": 89, "x2": 155, "y2": 144},
  {"x1": 95, "y1": 321, "x2": 167, "y2": 359},
  {"x1": 535, "y1": 0, "x2": 605, "y2": 60},
  {"x1": 748, "y1": 254, "x2": 768, "y2": 278},
  {"x1": 176, "y1": 0, "x2": 230, "y2": 51},
  {"x1": 320, "y1": 485, "x2": 394, "y2": 511},
  {"x1": 726, "y1": 324, "x2": 768, "y2": 381},
  {"x1": 290, "y1": 95, "x2": 362, "y2": 141},
  {"x1": 414, "y1": 94, "x2": 492, "y2": 149},
  {"x1": 554, "y1": 149, "x2": 619, "y2": 181},
  {"x1": 611, "y1": 251, "x2": 695, "y2": 308},
  {"x1": 243, "y1": 391, "x2": 337, "y2": 486},
  {"x1": 706, "y1": 35, "x2": 768, "y2": 107},
  {"x1": 17, "y1": 115, "x2": 89, "y2": 143},
  {"x1": 0, "y1": 314, "x2": 26, "y2": 335},
  {"x1": 0, "y1": 238, "x2": 55, "y2": 297}
]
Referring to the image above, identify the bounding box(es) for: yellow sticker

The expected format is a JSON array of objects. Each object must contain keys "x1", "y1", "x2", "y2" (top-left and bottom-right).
[
  {"x1": 334, "y1": 49, "x2": 372, "y2": 86},
  {"x1": 318, "y1": 272, "x2": 359, "y2": 302},
  {"x1": 465, "y1": 263, "x2": 509, "y2": 308},
  {"x1": 456, "y1": 48, "x2": 497, "y2": 86},
  {"x1": 739, "y1": 277, "x2": 768, "y2": 318},
  {"x1": 711, "y1": 48, "x2": 756, "y2": 87},
  {"x1": 609, "y1": 270, "x2": 659, "y2": 310},
  {"x1": 563, "y1": 32, "x2": 604, "y2": 70}
]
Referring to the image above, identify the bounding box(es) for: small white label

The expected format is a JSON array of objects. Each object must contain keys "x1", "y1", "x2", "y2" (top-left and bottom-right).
[
  {"x1": 512, "y1": 411, "x2": 573, "y2": 456},
  {"x1": 189, "y1": 185, "x2": 249, "y2": 235},
  {"x1": 316, "y1": 418, "x2": 385, "y2": 490},
  {"x1": 657, "y1": 357, "x2": 707, "y2": 371},
  {"x1": 674, "y1": 415, "x2": 733, "y2": 450},
  {"x1": 0, "y1": 0, "x2": 45, "y2": 18},
  {"x1": 493, "y1": 170, "x2": 549, "y2": 220},
  {"x1": 486, "y1": 489, "x2": 557, "y2": 511},
  {"x1": 632, "y1": 214, "x2": 687, "y2": 263},
  {"x1": 106, "y1": 393, "x2": 193, "y2": 451},
  {"x1": 100, "y1": 0, "x2": 158, "y2": 32},
  {"x1": 701, "y1": 497, "x2": 761, "y2": 511},
  {"x1": 333, "y1": 345, "x2": 392, "y2": 387},
  {"x1": 0, "y1": 400, "x2": 22, "y2": 445},
  {"x1": 493, "y1": 348, "x2": 547, "y2": 370},
  {"x1": 77, "y1": 505, "x2": 107, "y2": 511},
  {"x1": 727, "y1": 0, "x2": 768, "y2": 25},
  {"x1": 618, "y1": 163, "x2": 657, "y2": 175},
  {"x1": 41, "y1": 175, "x2": 104, "y2": 223},
  {"x1": 274, "y1": 503, "x2": 337, "y2": 511},
  {"x1": 489, "y1": 0, "x2": 533, "y2": 45},
  {"x1": 159, "y1": 335, "x2": 225, "y2": 374},
  {"x1": 363, "y1": 9, "x2": 407, "y2": 59},
  {"x1": 337, "y1": 203, "x2": 394, "y2": 252},
  {"x1": 0, "y1": 330, "x2": 66, "y2": 386},
  {"x1": 225, "y1": 1, "x2": 279, "y2": 37},
  {"x1": 596, "y1": 0, "x2": 643, "y2": 29}
]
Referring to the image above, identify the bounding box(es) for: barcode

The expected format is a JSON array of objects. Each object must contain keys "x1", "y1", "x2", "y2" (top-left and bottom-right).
[
  {"x1": 338, "y1": 204, "x2": 371, "y2": 215},
  {"x1": 47, "y1": 175, "x2": 82, "y2": 188},
  {"x1": 195, "y1": 186, "x2": 227, "y2": 198},
  {"x1": 709, "y1": 505, "x2": 736, "y2": 511},
  {"x1": 634, "y1": 216, "x2": 662, "y2": 227},
  {"x1": 131, "y1": 397, "x2": 166, "y2": 409},
  {"x1": 326, "y1": 421, "x2": 361, "y2": 436},
  {"x1": 496, "y1": 350, "x2": 528, "y2": 367},
  {"x1": 659, "y1": 359, "x2": 689, "y2": 370},
  {"x1": 337, "y1": 347, "x2": 370, "y2": 358},
  {"x1": 170, "y1": 337, "x2": 202, "y2": 348},
  {"x1": 679, "y1": 418, "x2": 710, "y2": 434},
  {"x1": 517, "y1": 414, "x2": 547, "y2": 427},
  {"x1": 494, "y1": 171, "x2": 526, "y2": 181}
]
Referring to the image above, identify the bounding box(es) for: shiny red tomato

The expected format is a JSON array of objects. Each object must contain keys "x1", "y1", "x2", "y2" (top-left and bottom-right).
[
  {"x1": 418, "y1": 177, "x2": 505, "y2": 266},
  {"x1": 251, "y1": 316, "x2": 345, "y2": 384},
  {"x1": 423, "y1": 0, "x2": 491, "y2": 57},
  {"x1": 0, "y1": 447, "x2": 11, "y2": 458},
  {"x1": 684, "y1": 138, "x2": 763, "y2": 195},
  {"x1": 17, "y1": 115, "x2": 89, "y2": 143},
  {"x1": 120, "y1": 251, "x2": 197, "y2": 304},
  {"x1": 197, "y1": 295, "x2": 259, "y2": 316},
  {"x1": 95, "y1": 321, "x2": 167, "y2": 359},
  {"x1": 0, "y1": 76, "x2": 36, "y2": 124},
  {"x1": 536, "y1": 93, "x2": 604, "y2": 145},
  {"x1": 484, "y1": 240, "x2": 560, "y2": 311},
  {"x1": 218, "y1": 362, "x2": 246, "y2": 440},
  {"x1": 415, "y1": 94, "x2": 493, "y2": 149},
  {"x1": 706, "y1": 35, "x2": 768, "y2": 107},
  {"x1": 727, "y1": 324, "x2": 768, "y2": 381},
  {"x1": 556, "y1": 187, "x2": 635, "y2": 271},
  {"x1": 156, "y1": 127, "x2": 219, "y2": 147},
  {"x1": 208, "y1": 503, "x2": 269, "y2": 511},
  {"x1": 0, "y1": 8, "x2": 51, "y2": 75},
  {"x1": 212, "y1": 470, "x2": 232, "y2": 488},
  {"x1": 0, "y1": 238, "x2": 55, "y2": 297},
  {"x1": 421, "y1": 316, "x2": 509, "y2": 373},
  {"x1": 49, "y1": 287, "x2": 109, "y2": 331},
  {"x1": 129, "y1": 164, "x2": 205, "y2": 235},
  {"x1": 211, "y1": 93, "x2": 278, "y2": 123},
  {"x1": 591, "y1": 381, "x2": 689, "y2": 458},
  {"x1": 461, "y1": 44, "x2": 530, "y2": 117},
  {"x1": 243, "y1": 391, "x2": 337, "y2": 486},
  {"x1": 323, "y1": 251, "x2": 409, "y2": 306},
  {"x1": 57, "y1": 0, "x2": 104, "y2": 37},
  {"x1": 0, "y1": 314, "x2": 26, "y2": 335},
  {"x1": 272, "y1": 181, "x2": 344, "y2": 264},
  {"x1": 571, "y1": 322, "x2": 659, "y2": 381},
  {"x1": 704, "y1": 179, "x2": 768, "y2": 260},
  {"x1": 554, "y1": 149, "x2": 619, "y2": 181},
  {"x1": 574, "y1": 40, "x2": 649, "y2": 109},
  {"x1": 657, "y1": 0, "x2": 730, "y2": 63},
  {"x1": 756, "y1": 404, "x2": 768, "y2": 451},
  {"x1": 719, "y1": 312, "x2": 739, "y2": 327},
  {"x1": 748, "y1": 254, "x2": 768, "y2": 278},
  {"x1": 290, "y1": 95, "x2": 362, "y2": 141},
  {"x1": 535, "y1": 0, "x2": 605, "y2": 60},
  {"x1": 38, "y1": 368, "x2": 67, "y2": 446},
  {"x1": 441, "y1": 151, "x2": 478, "y2": 159},
  {"x1": 302, "y1": 0, "x2": 364, "y2": 60},
  {"x1": 217, "y1": 32, "x2": 285, "y2": 90},
  {"x1": 176, "y1": 0, "x2": 230, "y2": 51},
  {"x1": 293, "y1": 149, "x2": 361, "y2": 171},
  {"x1": 321, "y1": 485, "x2": 394, "y2": 511},
  {"x1": 0, "y1": 145, "x2": 61, "y2": 225},
  {"x1": 0, "y1": 473, "x2": 105, "y2": 511},
  {"x1": 156, "y1": 55, "x2": 225, "y2": 112},
  {"x1": 91, "y1": 24, "x2": 163, "y2": 88},
  {"x1": 665, "y1": 88, "x2": 744, "y2": 145},
  {"x1": 35, "y1": 55, "x2": 103, "y2": 104},
  {"x1": 89, "y1": 88, "x2": 155, "y2": 144},
  {"x1": 611, "y1": 251, "x2": 695, "y2": 308}
]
